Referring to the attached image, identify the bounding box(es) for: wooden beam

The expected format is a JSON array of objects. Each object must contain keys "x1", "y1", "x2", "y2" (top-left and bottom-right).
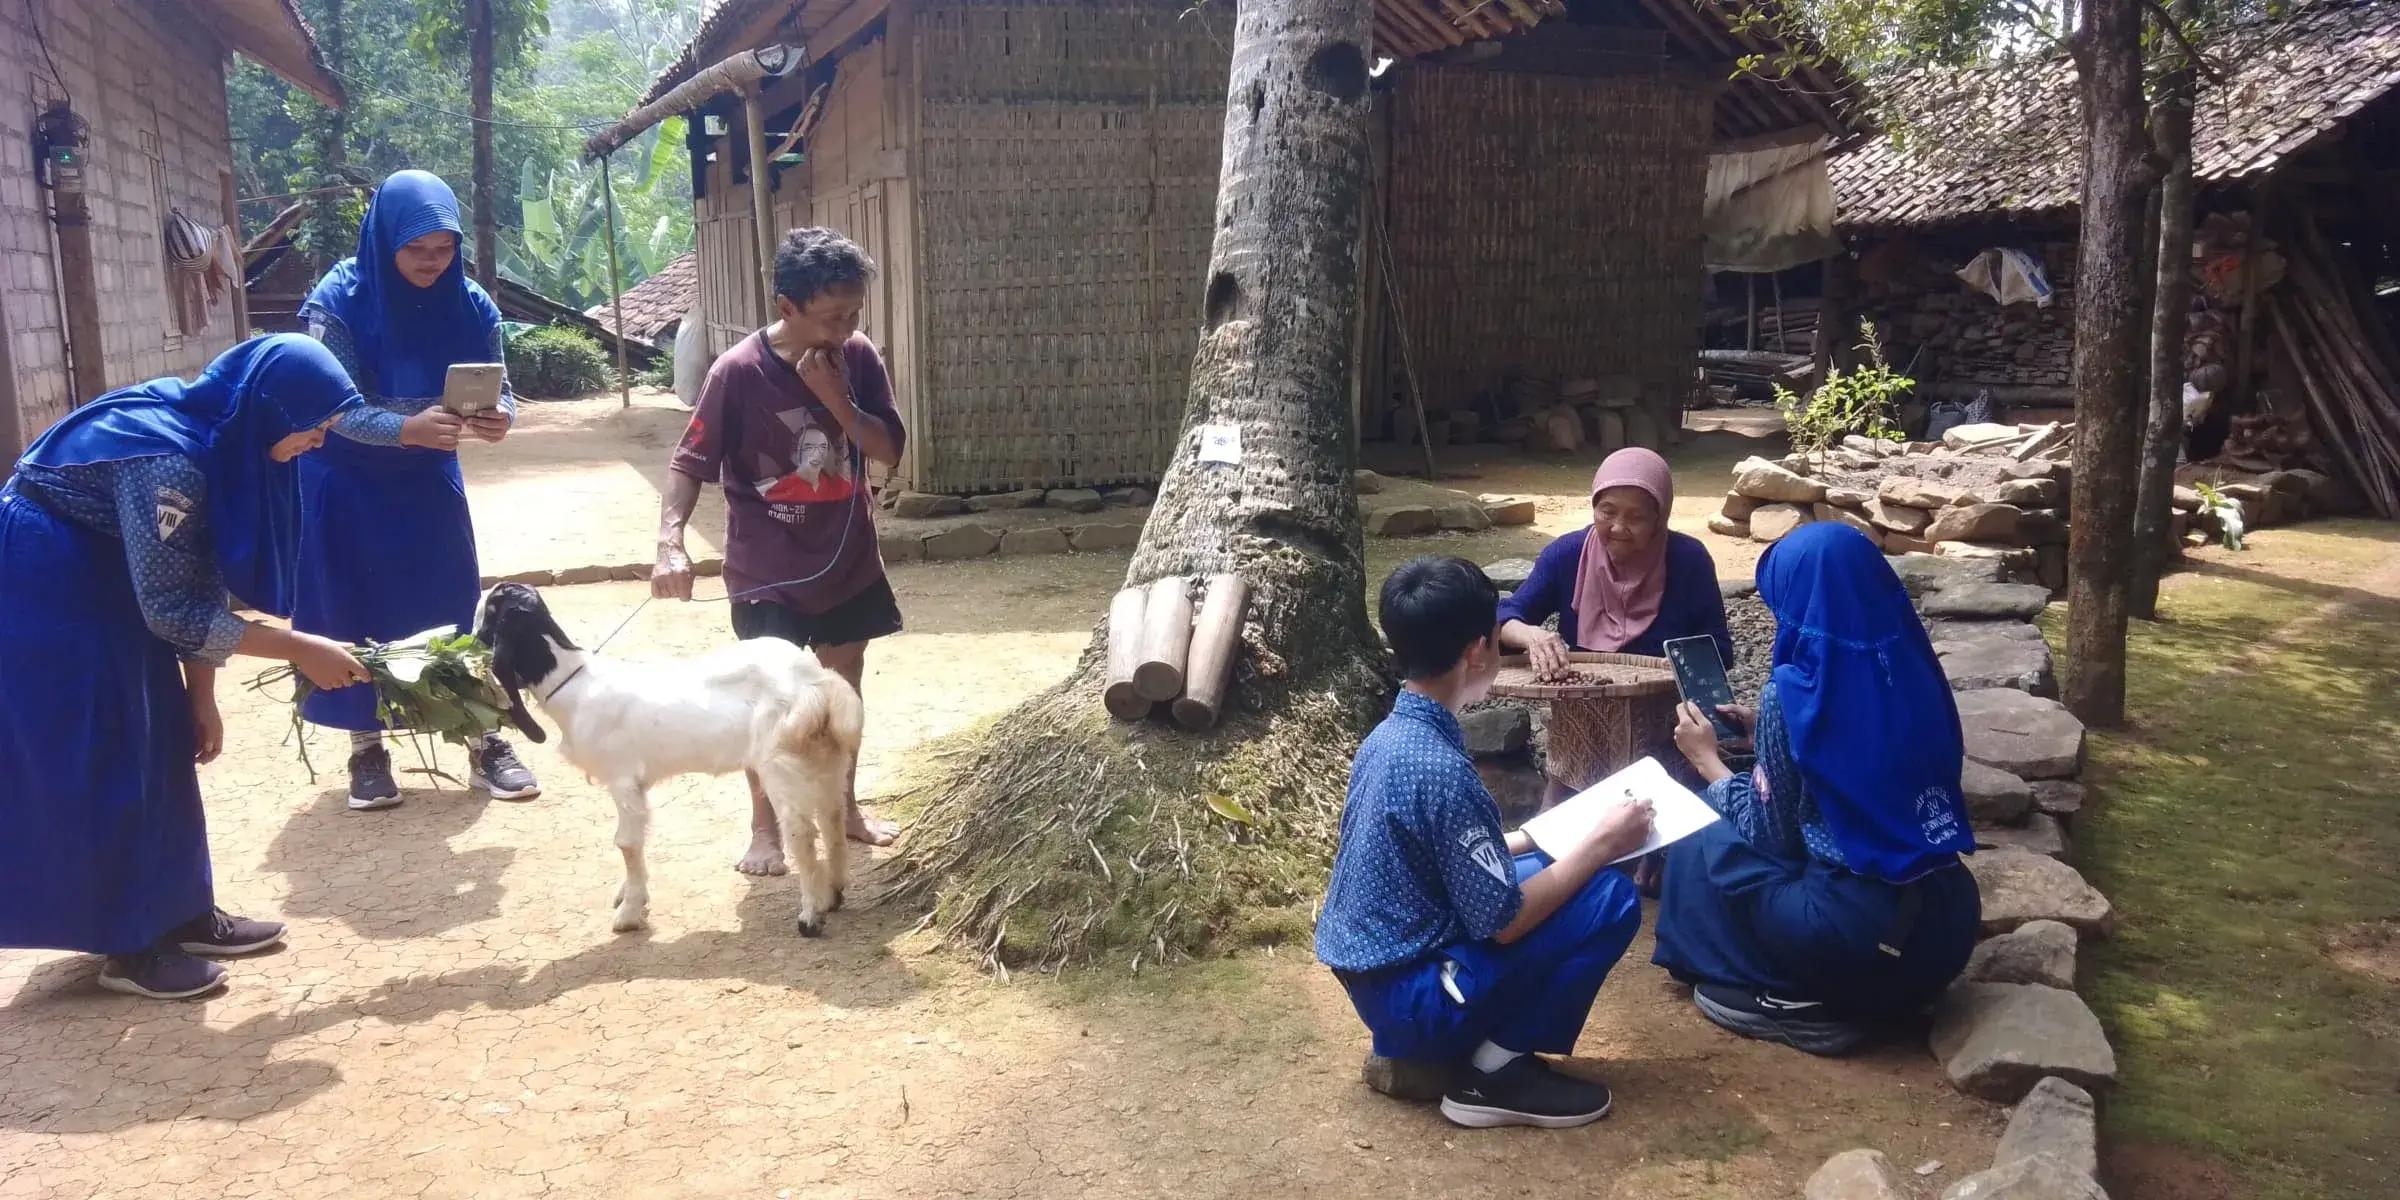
[
  {"x1": 804, "y1": 0, "x2": 889, "y2": 61},
  {"x1": 744, "y1": 91, "x2": 778, "y2": 322}
]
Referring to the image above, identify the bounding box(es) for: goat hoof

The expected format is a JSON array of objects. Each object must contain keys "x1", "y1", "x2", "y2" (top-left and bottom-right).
[
  {"x1": 612, "y1": 908, "x2": 648, "y2": 933},
  {"x1": 829, "y1": 888, "x2": 845, "y2": 913},
  {"x1": 794, "y1": 915, "x2": 825, "y2": 938}
]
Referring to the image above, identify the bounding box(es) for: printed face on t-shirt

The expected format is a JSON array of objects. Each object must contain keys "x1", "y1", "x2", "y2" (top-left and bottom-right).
[{"x1": 751, "y1": 408, "x2": 857, "y2": 516}]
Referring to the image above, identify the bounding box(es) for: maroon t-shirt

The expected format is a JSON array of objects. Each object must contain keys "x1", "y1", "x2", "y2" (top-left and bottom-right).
[{"x1": 670, "y1": 330, "x2": 905, "y2": 614}]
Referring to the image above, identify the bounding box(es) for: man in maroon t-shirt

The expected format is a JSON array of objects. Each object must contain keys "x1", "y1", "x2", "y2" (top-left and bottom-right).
[{"x1": 654, "y1": 227, "x2": 904, "y2": 866}]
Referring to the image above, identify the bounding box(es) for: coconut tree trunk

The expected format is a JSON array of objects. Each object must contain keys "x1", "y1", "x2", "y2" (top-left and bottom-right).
[
  {"x1": 469, "y1": 0, "x2": 499, "y2": 291},
  {"x1": 2130, "y1": 0, "x2": 2201, "y2": 620},
  {"x1": 2063, "y1": 0, "x2": 2157, "y2": 726},
  {"x1": 888, "y1": 0, "x2": 1386, "y2": 969}
]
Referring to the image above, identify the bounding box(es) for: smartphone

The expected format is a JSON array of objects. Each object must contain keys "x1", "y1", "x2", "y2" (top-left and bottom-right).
[
  {"x1": 1664, "y1": 635, "x2": 1742, "y2": 741},
  {"x1": 441, "y1": 363, "x2": 505, "y2": 418}
]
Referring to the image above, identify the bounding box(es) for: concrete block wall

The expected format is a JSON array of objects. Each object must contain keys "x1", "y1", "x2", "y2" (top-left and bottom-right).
[{"x1": 2, "y1": 0, "x2": 241, "y2": 452}]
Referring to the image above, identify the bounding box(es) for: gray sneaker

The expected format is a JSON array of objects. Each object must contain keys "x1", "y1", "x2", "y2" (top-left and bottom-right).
[
  {"x1": 472, "y1": 738, "x2": 541, "y2": 801},
  {"x1": 348, "y1": 745, "x2": 402, "y2": 811},
  {"x1": 98, "y1": 949, "x2": 227, "y2": 1000}
]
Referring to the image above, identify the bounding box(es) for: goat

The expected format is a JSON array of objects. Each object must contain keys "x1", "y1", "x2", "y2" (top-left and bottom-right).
[{"x1": 473, "y1": 583, "x2": 862, "y2": 937}]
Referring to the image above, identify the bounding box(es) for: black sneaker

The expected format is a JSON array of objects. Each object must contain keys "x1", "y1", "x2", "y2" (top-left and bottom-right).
[
  {"x1": 472, "y1": 737, "x2": 541, "y2": 801},
  {"x1": 1692, "y1": 982, "x2": 1871, "y2": 1057},
  {"x1": 169, "y1": 907, "x2": 287, "y2": 957},
  {"x1": 97, "y1": 949, "x2": 227, "y2": 1000},
  {"x1": 1439, "y1": 1054, "x2": 1614, "y2": 1130},
  {"x1": 348, "y1": 744, "x2": 402, "y2": 811}
]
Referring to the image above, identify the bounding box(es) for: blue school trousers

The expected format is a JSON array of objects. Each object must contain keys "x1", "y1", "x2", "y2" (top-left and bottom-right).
[{"x1": 1334, "y1": 853, "x2": 1643, "y2": 1061}]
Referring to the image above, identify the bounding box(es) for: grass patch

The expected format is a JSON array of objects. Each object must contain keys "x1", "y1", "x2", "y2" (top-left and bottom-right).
[{"x1": 2076, "y1": 523, "x2": 2400, "y2": 1199}]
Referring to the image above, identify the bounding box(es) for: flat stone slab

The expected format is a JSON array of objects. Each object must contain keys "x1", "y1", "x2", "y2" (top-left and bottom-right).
[
  {"x1": 1963, "y1": 760, "x2": 2035, "y2": 826},
  {"x1": 1734, "y1": 456, "x2": 1829, "y2": 504},
  {"x1": 998, "y1": 527, "x2": 1072, "y2": 556},
  {"x1": 1484, "y1": 558, "x2": 1537, "y2": 592},
  {"x1": 1977, "y1": 813, "x2": 2071, "y2": 860},
  {"x1": 1931, "y1": 982, "x2": 2118, "y2": 1102},
  {"x1": 1957, "y1": 689, "x2": 2087, "y2": 780},
  {"x1": 1924, "y1": 618, "x2": 2045, "y2": 644},
  {"x1": 965, "y1": 489, "x2": 1045, "y2": 512},
  {"x1": 1995, "y1": 1076, "x2": 2099, "y2": 1180},
  {"x1": 1963, "y1": 919, "x2": 2078, "y2": 989},
  {"x1": 1068, "y1": 522, "x2": 1144, "y2": 552},
  {"x1": 1364, "y1": 505, "x2": 1441, "y2": 537},
  {"x1": 1460, "y1": 704, "x2": 1532, "y2": 758},
  {"x1": 1438, "y1": 501, "x2": 1494, "y2": 532},
  {"x1": 1751, "y1": 502, "x2": 1813, "y2": 542},
  {"x1": 1942, "y1": 1153, "x2": 2110, "y2": 1200},
  {"x1": 2031, "y1": 780, "x2": 2087, "y2": 819},
  {"x1": 1483, "y1": 498, "x2": 1537, "y2": 526},
  {"x1": 1890, "y1": 553, "x2": 2008, "y2": 596},
  {"x1": 1939, "y1": 635, "x2": 2058, "y2": 697},
  {"x1": 1806, "y1": 1149, "x2": 1910, "y2": 1200},
  {"x1": 1922, "y1": 583, "x2": 2052, "y2": 621},
  {"x1": 878, "y1": 531, "x2": 924, "y2": 564},
  {"x1": 1968, "y1": 848, "x2": 2113, "y2": 936},
  {"x1": 922, "y1": 525, "x2": 1002, "y2": 561},
  {"x1": 1045, "y1": 488, "x2": 1106, "y2": 514}
]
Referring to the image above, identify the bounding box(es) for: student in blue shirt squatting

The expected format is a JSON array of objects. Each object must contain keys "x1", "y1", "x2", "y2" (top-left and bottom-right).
[{"x1": 1316, "y1": 556, "x2": 1655, "y2": 1130}]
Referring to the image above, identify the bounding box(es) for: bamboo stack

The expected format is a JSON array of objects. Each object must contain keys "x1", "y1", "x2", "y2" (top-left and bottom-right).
[
  {"x1": 2264, "y1": 220, "x2": 2400, "y2": 518},
  {"x1": 1100, "y1": 573, "x2": 1251, "y2": 728}
]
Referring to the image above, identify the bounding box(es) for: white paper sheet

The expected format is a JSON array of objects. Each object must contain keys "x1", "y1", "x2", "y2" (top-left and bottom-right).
[
  {"x1": 1198, "y1": 423, "x2": 1242, "y2": 465},
  {"x1": 1518, "y1": 756, "x2": 1722, "y2": 866}
]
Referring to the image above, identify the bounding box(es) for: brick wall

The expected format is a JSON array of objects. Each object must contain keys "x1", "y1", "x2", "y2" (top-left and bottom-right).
[{"x1": 1, "y1": 0, "x2": 241, "y2": 452}]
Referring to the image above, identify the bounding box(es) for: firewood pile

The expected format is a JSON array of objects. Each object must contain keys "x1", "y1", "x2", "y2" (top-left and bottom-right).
[
  {"x1": 1854, "y1": 243, "x2": 2078, "y2": 391},
  {"x1": 2217, "y1": 409, "x2": 2319, "y2": 474},
  {"x1": 2264, "y1": 219, "x2": 2400, "y2": 518}
]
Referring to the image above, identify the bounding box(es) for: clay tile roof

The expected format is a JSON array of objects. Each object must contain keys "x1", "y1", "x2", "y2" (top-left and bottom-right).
[
  {"x1": 1834, "y1": 0, "x2": 2400, "y2": 233},
  {"x1": 585, "y1": 252, "x2": 697, "y2": 347}
]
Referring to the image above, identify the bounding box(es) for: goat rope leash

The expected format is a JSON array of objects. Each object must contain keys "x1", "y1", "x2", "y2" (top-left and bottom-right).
[{"x1": 573, "y1": 444, "x2": 867, "y2": 658}]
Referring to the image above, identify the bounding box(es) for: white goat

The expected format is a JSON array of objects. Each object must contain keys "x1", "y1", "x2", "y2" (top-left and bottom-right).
[{"x1": 473, "y1": 583, "x2": 862, "y2": 936}]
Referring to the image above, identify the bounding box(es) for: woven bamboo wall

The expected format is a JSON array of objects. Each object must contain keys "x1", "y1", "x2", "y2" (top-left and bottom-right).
[
  {"x1": 1384, "y1": 66, "x2": 1715, "y2": 426},
  {"x1": 909, "y1": 0, "x2": 1230, "y2": 493}
]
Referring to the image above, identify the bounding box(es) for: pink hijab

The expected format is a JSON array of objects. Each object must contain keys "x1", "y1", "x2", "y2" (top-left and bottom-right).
[{"x1": 1572, "y1": 447, "x2": 1675, "y2": 651}]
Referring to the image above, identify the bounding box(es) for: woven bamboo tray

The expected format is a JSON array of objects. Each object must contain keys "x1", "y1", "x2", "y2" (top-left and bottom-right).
[{"x1": 1490, "y1": 652, "x2": 1680, "y2": 790}]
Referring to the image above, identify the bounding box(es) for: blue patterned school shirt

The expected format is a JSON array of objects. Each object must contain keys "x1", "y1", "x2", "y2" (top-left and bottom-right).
[
  {"x1": 302, "y1": 306, "x2": 516, "y2": 446},
  {"x1": 1316, "y1": 690, "x2": 1524, "y2": 973},
  {"x1": 9, "y1": 455, "x2": 247, "y2": 664}
]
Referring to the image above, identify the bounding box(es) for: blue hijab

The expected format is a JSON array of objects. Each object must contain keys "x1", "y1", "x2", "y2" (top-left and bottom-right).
[
  {"x1": 304, "y1": 170, "x2": 499, "y2": 399},
  {"x1": 16, "y1": 335, "x2": 364, "y2": 617},
  {"x1": 1757, "y1": 523, "x2": 1975, "y2": 883}
]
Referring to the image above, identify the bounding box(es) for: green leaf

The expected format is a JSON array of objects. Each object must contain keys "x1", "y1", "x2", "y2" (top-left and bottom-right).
[{"x1": 1202, "y1": 792, "x2": 1256, "y2": 825}]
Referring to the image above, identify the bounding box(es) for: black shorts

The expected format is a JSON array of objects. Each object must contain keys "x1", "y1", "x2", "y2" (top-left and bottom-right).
[{"x1": 730, "y1": 575, "x2": 904, "y2": 648}]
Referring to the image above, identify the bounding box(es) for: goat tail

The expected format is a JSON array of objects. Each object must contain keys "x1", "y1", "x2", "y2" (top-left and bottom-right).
[{"x1": 775, "y1": 670, "x2": 864, "y2": 761}]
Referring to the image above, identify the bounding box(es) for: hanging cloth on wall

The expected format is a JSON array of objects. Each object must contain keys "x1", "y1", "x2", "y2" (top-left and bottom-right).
[
  {"x1": 1956, "y1": 248, "x2": 2055, "y2": 308},
  {"x1": 1703, "y1": 136, "x2": 1841, "y2": 274}
]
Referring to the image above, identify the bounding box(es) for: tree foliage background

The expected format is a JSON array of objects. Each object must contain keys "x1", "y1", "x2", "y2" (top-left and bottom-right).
[{"x1": 230, "y1": 0, "x2": 702, "y2": 308}]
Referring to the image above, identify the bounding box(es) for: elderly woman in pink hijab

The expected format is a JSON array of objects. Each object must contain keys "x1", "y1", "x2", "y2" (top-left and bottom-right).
[{"x1": 1498, "y1": 448, "x2": 1733, "y2": 679}]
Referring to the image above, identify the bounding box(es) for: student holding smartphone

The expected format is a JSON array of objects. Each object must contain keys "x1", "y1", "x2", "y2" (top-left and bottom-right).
[{"x1": 296, "y1": 170, "x2": 541, "y2": 810}]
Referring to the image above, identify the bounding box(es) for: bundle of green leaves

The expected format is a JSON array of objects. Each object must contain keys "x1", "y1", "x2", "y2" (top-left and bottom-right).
[{"x1": 252, "y1": 626, "x2": 514, "y2": 780}]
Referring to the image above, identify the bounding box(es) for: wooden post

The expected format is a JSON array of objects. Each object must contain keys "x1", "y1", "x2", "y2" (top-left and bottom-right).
[
  {"x1": 1172, "y1": 574, "x2": 1250, "y2": 731},
  {"x1": 0, "y1": 286, "x2": 21, "y2": 462},
  {"x1": 743, "y1": 91, "x2": 778, "y2": 323},
  {"x1": 1103, "y1": 587, "x2": 1150, "y2": 720},
  {"x1": 1745, "y1": 272, "x2": 1758, "y2": 351},
  {"x1": 1133, "y1": 575, "x2": 1194, "y2": 702},
  {"x1": 599, "y1": 152, "x2": 632, "y2": 409},
  {"x1": 48, "y1": 182, "x2": 105, "y2": 404},
  {"x1": 2228, "y1": 191, "x2": 2271, "y2": 419},
  {"x1": 468, "y1": 0, "x2": 499, "y2": 292}
]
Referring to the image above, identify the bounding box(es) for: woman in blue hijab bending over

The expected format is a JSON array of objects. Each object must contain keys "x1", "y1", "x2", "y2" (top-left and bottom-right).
[
  {"x1": 298, "y1": 170, "x2": 541, "y2": 810},
  {"x1": 1656, "y1": 523, "x2": 1982, "y2": 1056},
  {"x1": 0, "y1": 335, "x2": 375, "y2": 1000}
]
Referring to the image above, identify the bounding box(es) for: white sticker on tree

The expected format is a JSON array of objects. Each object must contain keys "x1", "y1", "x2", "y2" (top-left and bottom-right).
[{"x1": 1198, "y1": 424, "x2": 1241, "y2": 465}]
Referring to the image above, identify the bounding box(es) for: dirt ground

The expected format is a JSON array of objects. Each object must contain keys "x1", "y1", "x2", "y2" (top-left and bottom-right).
[{"x1": 0, "y1": 421, "x2": 2027, "y2": 1200}]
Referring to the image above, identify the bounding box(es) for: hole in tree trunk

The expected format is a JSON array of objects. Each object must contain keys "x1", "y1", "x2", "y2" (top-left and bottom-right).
[
  {"x1": 1203, "y1": 271, "x2": 1244, "y2": 332},
  {"x1": 1249, "y1": 80, "x2": 1266, "y2": 121},
  {"x1": 1303, "y1": 42, "x2": 1367, "y2": 101}
]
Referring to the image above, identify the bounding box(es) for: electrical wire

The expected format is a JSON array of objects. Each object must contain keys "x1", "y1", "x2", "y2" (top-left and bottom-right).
[
  {"x1": 25, "y1": 0, "x2": 71, "y2": 108},
  {"x1": 318, "y1": 64, "x2": 628, "y2": 132}
]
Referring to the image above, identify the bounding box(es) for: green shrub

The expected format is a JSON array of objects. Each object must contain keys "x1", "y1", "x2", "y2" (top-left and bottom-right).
[
  {"x1": 1773, "y1": 320, "x2": 1912, "y2": 467},
  {"x1": 505, "y1": 324, "x2": 610, "y2": 399},
  {"x1": 634, "y1": 355, "x2": 675, "y2": 390}
]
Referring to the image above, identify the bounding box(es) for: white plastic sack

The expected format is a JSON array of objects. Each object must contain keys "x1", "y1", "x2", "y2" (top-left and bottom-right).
[
  {"x1": 672, "y1": 302, "x2": 707, "y2": 407},
  {"x1": 1957, "y1": 248, "x2": 2056, "y2": 308}
]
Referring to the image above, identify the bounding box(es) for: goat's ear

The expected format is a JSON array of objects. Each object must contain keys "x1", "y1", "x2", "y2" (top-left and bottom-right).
[{"x1": 500, "y1": 681, "x2": 548, "y2": 744}]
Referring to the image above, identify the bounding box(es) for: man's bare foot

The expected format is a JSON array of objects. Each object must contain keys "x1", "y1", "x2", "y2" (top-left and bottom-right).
[
  {"x1": 735, "y1": 826, "x2": 789, "y2": 876},
  {"x1": 846, "y1": 807, "x2": 898, "y2": 847}
]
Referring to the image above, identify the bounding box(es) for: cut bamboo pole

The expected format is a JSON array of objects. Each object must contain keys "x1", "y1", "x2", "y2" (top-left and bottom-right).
[
  {"x1": 1133, "y1": 576, "x2": 1194, "y2": 703},
  {"x1": 1172, "y1": 574, "x2": 1250, "y2": 731},
  {"x1": 1103, "y1": 587, "x2": 1151, "y2": 721}
]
